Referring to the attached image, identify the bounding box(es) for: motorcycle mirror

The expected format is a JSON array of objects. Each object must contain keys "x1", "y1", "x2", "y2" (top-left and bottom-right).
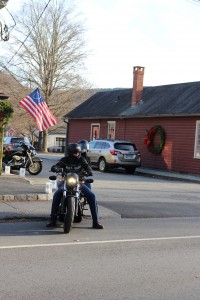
[{"x1": 49, "y1": 175, "x2": 57, "y2": 180}]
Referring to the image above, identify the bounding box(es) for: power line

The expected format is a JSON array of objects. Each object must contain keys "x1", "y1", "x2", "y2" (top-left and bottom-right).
[{"x1": 0, "y1": 0, "x2": 52, "y2": 72}]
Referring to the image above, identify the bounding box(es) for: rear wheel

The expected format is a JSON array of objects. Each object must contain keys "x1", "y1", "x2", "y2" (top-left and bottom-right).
[
  {"x1": 64, "y1": 196, "x2": 75, "y2": 233},
  {"x1": 98, "y1": 158, "x2": 107, "y2": 172},
  {"x1": 28, "y1": 161, "x2": 42, "y2": 175}
]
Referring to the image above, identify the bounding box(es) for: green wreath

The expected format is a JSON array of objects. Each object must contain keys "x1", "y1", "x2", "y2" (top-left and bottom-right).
[{"x1": 144, "y1": 125, "x2": 166, "y2": 154}]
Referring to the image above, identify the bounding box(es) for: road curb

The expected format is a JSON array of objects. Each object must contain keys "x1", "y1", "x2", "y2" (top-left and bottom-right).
[
  {"x1": 135, "y1": 170, "x2": 200, "y2": 184},
  {"x1": 0, "y1": 193, "x2": 53, "y2": 201}
]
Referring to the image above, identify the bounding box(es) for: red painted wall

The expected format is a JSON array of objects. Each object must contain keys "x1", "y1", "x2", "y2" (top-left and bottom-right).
[{"x1": 68, "y1": 117, "x2": 200, "y2": 174}]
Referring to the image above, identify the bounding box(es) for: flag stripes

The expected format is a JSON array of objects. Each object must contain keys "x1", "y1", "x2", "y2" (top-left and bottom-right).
[{"x1": 20, "y1": 89, "x2": 57, "y2": 131}]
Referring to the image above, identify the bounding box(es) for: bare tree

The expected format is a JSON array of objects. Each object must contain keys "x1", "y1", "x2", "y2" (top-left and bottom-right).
[
  {"x1": 186, "y1": 0, "x2": 200, "y2": 4},
  {"x1": 3, "y1": 0, "x2": 90, "y2": 151}
]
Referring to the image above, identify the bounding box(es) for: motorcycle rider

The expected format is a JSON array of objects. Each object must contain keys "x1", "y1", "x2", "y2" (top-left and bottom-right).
[
  {"x1": 78, "y1": 139, "x2": 91, "y2": 189},
  {"x1": 78, "y1": 139, "x2": 90, "y2": 162},
  {"x1": 46, "y1": 143, "x2": 104, "y2": 229}
]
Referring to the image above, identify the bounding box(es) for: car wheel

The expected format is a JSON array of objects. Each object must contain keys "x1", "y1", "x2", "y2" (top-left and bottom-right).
[
  {"x1": 98, "y1": 158, "x2": 107, "y2": 172},
  {"x1": 125, "y1": 167, "x2": 136, "y2": 174}
]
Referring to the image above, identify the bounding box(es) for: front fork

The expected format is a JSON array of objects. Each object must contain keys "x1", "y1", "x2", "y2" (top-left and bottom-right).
[
  {"x1": 23, "y1": 152, "x2": 33, "y2": 168},
  {"x1": 61, "y1": 185, "x2": 80, "y2": 216}
]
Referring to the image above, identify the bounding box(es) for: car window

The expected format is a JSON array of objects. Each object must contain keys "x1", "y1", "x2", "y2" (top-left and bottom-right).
[
  {"x1": 89, "y1": 141, "x2": 96, "y2": 149},
  {"x1": 24, "y1": 137, "x2": 30, "y2": 144},
  {"x1": 4, "y1": 137, "x2": 10, "y2": 143},
  {"x1": 3, "y1": 137, "x2": 30, "y2": 145},
  {"x1": 114, "y1": 143, "x2": 136, "y2": 151},
  {"x1": 102, "y1": 142, "x2": 110, "y2": 149},
  {"x1": 94, "y1": 141, "x2": 104, "y2": 149},
  {"x1": 11, "y1": 138, "x2": 24, "y2": 144}
]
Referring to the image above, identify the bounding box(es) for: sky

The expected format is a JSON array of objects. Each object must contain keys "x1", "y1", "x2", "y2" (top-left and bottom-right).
[{"x1": 1, "y1": 0, "x2": 200, "y2": 88}]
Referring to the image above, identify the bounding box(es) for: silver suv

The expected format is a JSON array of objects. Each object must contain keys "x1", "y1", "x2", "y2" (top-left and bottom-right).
[{"x1": 88, "y1": 139, "x2": 141, "y2": 173}]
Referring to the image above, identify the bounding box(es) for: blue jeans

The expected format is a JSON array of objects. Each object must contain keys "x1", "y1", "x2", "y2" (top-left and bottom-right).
[{"x1": 50, "y1": 184, "x2": 99, "y2": 224}]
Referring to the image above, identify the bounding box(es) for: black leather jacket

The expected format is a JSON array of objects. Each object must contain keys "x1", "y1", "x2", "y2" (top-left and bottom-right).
[{"x1": 51, "y1": 155, "x2": 93, "y2": 179}]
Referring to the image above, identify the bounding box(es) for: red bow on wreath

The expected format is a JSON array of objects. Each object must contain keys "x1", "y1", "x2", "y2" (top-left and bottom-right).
[{"x1": 144, "y1": 125, "x2": 166, "y2": 154}]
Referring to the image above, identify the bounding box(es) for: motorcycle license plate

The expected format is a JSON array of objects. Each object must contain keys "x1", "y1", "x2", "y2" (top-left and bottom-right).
[{"x1": 124, "y1": 154, "x2": 135, "y2": 159}]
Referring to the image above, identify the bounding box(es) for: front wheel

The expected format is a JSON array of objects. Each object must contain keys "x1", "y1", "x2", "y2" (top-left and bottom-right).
[
  {"x1": 64, "y1": 196, "x2": 75, "y2": 234},
  {"x1": 74, "y1": 204, "x2": 82, "y2": 223},
  {"x1": 28, "y1": 161, "x2": 42, "y2": 175},
  {"x1": 98, "y1": 158, "x2": 107, "y2": 172}
]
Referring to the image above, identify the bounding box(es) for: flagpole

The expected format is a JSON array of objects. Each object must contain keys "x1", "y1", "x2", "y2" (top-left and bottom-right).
[{"x1": 43, "y1": 77, "x2": 49, "y2": 152}]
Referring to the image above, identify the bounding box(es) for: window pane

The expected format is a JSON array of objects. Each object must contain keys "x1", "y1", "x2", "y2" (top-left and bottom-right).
[
  {"x1": 107, "y1": 122, "x2": 115, "y2": 139},
  {"x1": 56, "y1": 137, "x2": 66, "y2": 147},
  {"x1": 94, "y1": 142, "x2": 103, "y2": 149},
  {"x1": 103, "y1": 142, "x2": 110, "y2": 149},
  {"x1": 194, "y1": 121, "x2": 200, "y2": 158},
  {"x1": 89, "y1": 141, "x2": 96, "y2": 149},
  {"x1": 115, "y1": 143, "x2": 136, "y2": 151}
]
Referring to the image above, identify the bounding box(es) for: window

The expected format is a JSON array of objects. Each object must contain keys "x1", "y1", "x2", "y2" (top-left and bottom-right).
[
  {"x1": 91, "y1": 124, "x2": 100, "y2": 140},
  {"x1": 115, "y1": 143, "x2": 136, "y2": 151},
  {"x1": 194, "y1": 121, "x2": 200, "y2": 158},
  {"x1": 107, "y1": 121, "x2": 116, "y2": 139},
  {"x1": 89, "y1": 141, "x2": 96, "y2": 149},
  {"x1": 102, "y1": 142, "x2": 110, "y2": 149},
  {"x1": 94, "y1": 141, "x2": 104, "y2": 149},
  {"x1": 56, "y1": 137, "x2": 66, "y2": 147}
]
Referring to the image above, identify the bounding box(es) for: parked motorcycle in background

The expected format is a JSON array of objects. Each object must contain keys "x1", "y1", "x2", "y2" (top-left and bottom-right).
[{"x1": 3, "y1": 142, "x2": 43, "y2": 175}]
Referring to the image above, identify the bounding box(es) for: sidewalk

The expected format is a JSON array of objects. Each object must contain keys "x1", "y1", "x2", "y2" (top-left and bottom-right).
[
  {"x1": 0, "y1": 167, "x2": 199, "y2": 222},
  {"x1": 0, "y1": 173, "x2": 120, "y2": 221},
  {"x1": 135, "y1": 167, "x2": 200, "y2": 184}
]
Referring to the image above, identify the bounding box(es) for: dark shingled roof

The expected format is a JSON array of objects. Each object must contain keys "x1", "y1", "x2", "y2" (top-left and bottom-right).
[{"x1": 65, "y1": 82, "x2": 200, "y2": 119}]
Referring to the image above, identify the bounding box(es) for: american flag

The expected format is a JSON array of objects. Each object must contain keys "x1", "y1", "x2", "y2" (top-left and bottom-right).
[{"x1": 20, "y1": 88, "x2": 58, "y2": 131}]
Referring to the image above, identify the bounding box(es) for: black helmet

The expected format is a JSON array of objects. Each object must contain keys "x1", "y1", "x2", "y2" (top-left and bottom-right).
[
  {"x1": 67, "y1": 143, "x2": 81, "y2": 158},
  {"x1": 78, "y1": 139, "x2": 89, "y2": 153}
]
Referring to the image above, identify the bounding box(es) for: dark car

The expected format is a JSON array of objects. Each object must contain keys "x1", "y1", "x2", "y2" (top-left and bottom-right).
[
  {"x1": 88, "y1": 139, "x2": 141, "y2": 173},
  {"x1": 3, "y1": 136, "x2": 32, "y2": 158}
]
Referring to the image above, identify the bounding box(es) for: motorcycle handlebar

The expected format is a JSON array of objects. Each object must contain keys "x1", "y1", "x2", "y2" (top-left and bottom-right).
[{"x1": 49, "y1": 171, "x2": 93, "y2": 182}]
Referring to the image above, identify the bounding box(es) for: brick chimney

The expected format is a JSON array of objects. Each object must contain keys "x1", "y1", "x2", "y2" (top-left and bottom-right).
[{"x1": 131, "y1": 66, "x2": 144, "y2": 106}]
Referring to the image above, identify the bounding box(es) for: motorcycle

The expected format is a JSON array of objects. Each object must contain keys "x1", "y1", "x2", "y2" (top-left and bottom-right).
[
  {"x1": 3, "y1": 142, "x2": 43, "y2": 175},
  {"x1": 49, "y1": 165, "x2": 93, "y2": 234}
]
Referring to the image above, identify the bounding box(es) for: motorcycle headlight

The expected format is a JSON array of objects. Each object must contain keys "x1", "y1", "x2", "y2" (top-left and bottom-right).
[{"x1": 66, "y1": 173, "x2": 79, "y2": 187}]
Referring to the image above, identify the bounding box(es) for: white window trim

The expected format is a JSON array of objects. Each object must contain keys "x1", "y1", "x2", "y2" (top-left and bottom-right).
[
  {"x1": 194, "y1": 120, "x2": 200, "y2": 159},
  {"x1": 107, "y1": 121, "x2": 116, "y2": 139}
]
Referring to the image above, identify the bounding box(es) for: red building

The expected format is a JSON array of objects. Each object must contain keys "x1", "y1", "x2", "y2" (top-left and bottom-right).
[{"x1": 64, "y1": 67, "x2": 200, "y2": 175}]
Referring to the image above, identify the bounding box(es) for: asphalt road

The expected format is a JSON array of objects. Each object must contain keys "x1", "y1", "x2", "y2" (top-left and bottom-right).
[
  {"x1": 1, "y1": 218, "x2": 200, "y2": 300},
  {"x1": 1, "y1": 153, "x2": 200, "y2": 299},
  {"x1": 28, "y1": 153, "x2": 200, "y2": 219}
]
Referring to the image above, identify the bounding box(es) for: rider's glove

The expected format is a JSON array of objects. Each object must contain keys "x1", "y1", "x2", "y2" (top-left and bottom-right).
[{"x1": 51, "y1": 165, "x2": 60, "y2": 173}]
